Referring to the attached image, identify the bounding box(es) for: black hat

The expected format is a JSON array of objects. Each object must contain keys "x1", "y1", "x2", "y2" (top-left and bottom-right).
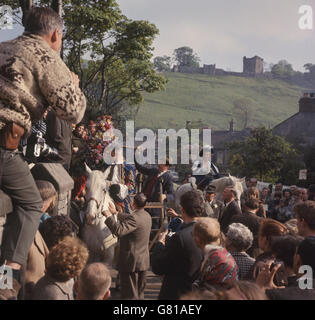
[
  {"x1": 205, "y1": 185, "x2": 216, "y2": 194},
  {"x1": 109, "y1": 184, "x2": 124, "y2": 203}
]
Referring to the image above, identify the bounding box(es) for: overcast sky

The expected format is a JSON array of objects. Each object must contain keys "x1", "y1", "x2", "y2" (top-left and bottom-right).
[
  {"x1": 1, "y1": 0, "x2": 314, "y2": 71},
  {"x1": 117, "y1": 0, "x2": 315, "y2": 72}
]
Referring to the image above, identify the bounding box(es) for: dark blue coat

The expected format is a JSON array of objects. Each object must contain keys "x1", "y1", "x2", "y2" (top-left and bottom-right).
[
  {"x1": 151, "y1": 222, "x2": 203, "y2": 300},
  {"x1": 135, "y1": 161, "x2": 174, "y2": 202}
]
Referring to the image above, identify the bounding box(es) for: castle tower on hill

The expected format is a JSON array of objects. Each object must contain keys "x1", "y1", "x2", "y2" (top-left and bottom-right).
[{"x1": 243, "y1": 56, "x2": 264, "y2": 75}]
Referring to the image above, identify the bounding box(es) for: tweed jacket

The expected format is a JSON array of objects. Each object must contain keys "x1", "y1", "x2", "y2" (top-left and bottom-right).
[
  {"x1": 105, "y1": 208, "x2": 152, "y2": 272},
  {"x1": 32, "y1": 275, "x2": 74, "y2": 300},
  {"x1": 25, "y1": 231, "x2": 49, "y2": 287},
  {"x1": 0, "y1": 33, "x2": 86, "y2": 134},
  {"x1": 23, "y1": 231, "x2": 49, "y2": 299}
]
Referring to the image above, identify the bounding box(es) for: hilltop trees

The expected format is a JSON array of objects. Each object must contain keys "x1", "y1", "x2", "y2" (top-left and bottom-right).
[
  {"x1": 153, "y1": 46, "x2": 201, "y2": 71},
  {"x1": 173, "y1": 46, "x2": 200, "y2": 68},
  {"x1": 304, "y1": 63, "x2": 315, "y2": 82},
  {"x1": 154, "y1": 55, "x2": 172, "y2": 72},
  {"x1": 271, "y1": 60, "x2": 295, "y2": 80}
]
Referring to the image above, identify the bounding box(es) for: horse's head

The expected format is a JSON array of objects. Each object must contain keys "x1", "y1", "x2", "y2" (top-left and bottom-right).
[
  {"x1": 210, "y1": 174, "x2": 245, "y2": 206},
  {"x1": 84, "y1": 164, "x2": 111, "y2": 225}
]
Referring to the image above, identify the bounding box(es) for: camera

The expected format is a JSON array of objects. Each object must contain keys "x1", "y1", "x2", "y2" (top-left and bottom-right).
[{"x1": 34, "y1": 132, "x2": 60, "y2": 159}]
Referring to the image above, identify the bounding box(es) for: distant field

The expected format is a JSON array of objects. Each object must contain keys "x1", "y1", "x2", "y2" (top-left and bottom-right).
[{"x1": 135, "y1": 72, "x2": 305, "y2": 131}]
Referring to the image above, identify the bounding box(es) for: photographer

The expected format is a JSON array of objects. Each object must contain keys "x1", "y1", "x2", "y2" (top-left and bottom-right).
[
  {"x1": 0, "y1": 6, "x2": 86, "y2": 291},
  {"x1": 256, "y1": 237, "x2": 315, "y2": 300}
]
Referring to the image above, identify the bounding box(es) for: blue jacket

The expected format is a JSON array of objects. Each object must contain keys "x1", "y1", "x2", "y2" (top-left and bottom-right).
[{"x1": 135, "y1": 160, "x2": 174, "y2": 203}]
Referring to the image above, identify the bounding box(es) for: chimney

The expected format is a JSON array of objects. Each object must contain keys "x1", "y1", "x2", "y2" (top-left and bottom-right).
[{"x1": 230, "y1": 119, "x2": 234, "y2": 132}]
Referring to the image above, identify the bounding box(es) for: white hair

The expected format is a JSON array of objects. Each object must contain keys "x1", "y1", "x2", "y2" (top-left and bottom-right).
[{"x1": 226, "y1": 223, "x2": 253, "y2": 252}]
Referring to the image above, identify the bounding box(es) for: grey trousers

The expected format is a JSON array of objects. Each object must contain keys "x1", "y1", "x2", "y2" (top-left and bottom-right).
[
  {"x1": 119, "y1": 271, "x2": 147, "y2": 300},
  {"x1": 0, "y1": 148, "x2": 43, "y2": 265}
]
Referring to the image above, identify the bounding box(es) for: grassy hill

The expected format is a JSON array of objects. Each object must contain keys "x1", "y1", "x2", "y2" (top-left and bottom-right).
[{"x1": 135, "y1": 72, "x2": 305, "y2": 131}]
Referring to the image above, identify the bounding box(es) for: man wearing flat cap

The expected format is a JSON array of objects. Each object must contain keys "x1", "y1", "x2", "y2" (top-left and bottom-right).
[{"x1": 203, "y1": 185, "x2": 224, "y2": 220}]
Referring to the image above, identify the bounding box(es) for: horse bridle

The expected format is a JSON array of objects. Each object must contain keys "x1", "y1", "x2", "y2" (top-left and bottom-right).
[
  {"x1": 85, "y1": 188, "x2": 107, "y2": 219},
  {"x1": 86, "y1": 197, "x2": 101, "y2": 209}
]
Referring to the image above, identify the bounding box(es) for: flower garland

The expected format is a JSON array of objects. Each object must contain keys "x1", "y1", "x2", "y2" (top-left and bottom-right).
[{"x1": 83, "y1": 115, "x2": 116, "y2": 170}]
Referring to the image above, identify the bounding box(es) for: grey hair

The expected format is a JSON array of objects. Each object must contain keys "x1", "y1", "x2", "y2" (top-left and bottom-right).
[
  {"x1": 24, "y1": 7, "x2": 63, "y2": 36},
  {"x1": 226, "y1": 223, "x2": 253, "y2": 252}
]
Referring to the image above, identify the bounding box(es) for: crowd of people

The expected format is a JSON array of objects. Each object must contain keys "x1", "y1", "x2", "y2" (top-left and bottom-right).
[{"x1": 1, "y1": 7, "x2": 315, "y2": 302}]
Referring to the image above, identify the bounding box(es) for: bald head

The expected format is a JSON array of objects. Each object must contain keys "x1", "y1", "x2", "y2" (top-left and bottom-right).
[{"x1": 76, "y1": 263, "x2": 111, "y2": 300}]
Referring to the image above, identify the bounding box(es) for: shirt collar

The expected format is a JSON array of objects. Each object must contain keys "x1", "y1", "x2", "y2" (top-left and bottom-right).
[
  {"x1": 225, "y1": 199, "x2": 234, "y2": 207},
  {"x1": 203, "y1": 244, "x2": 222, "y2": 254},
  {"x1": 158, "y1": 170, "x2": 167, "y2": 178}
]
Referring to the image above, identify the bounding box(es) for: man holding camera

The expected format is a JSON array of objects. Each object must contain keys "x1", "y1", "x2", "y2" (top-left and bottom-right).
[{"x1": 0, "y1": 7, "x2": 86, "y2": 285}]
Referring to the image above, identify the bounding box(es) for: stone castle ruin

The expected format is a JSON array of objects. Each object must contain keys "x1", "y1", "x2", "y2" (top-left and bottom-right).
[
  {"x1": 243, "y1": 56, "x2": 264, "y2": 75},
  {"x1": 173, "y1": 55, "x2": 265, "y2": 78}
]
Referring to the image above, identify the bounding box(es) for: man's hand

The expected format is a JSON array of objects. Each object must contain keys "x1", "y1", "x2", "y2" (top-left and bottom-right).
[
  {"x1": 158, "y1": 230, "x2": 168, "y2": 246},
  {"x1": 102, "y1": 203, "x2": 118, "y2": 218},
  {"x1": 71, "y1": 72, "x2": 80, "y2": 88},
  {"x1": 102, "y1": 210, "x2": 112, "y2": 218},
  {"x1": 108, "y1": 202, "x2": 118, "y2": 215},
  {"x1": 167, "y1": 208, "x2": 179, "y2": 218},
  {"x1": 159, "y1": 193, "x2": 167, "y2": 203},
  {"x1": 256, "y1": 261, "x2": 285, "y2": 290}
]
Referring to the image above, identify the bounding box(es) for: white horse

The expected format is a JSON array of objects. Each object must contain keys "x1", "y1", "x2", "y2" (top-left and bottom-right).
[
  {"x1": 81, "y1": 164, "x2": 118, "y2": 265},
  {"x1": 174, "y1": 175, "x2": 245, "y2": 210},
  {"x1": 210, "y1": 175, "x2": 245, "y2": 207}
]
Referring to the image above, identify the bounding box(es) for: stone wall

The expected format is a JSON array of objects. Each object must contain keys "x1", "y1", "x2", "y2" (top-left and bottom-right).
[
  {"x1": 173, "y1": 55, "x2": 265, "y2": 78},
  {"x1": 177, "y1": 64, "x2": 216, "y2": 75}
]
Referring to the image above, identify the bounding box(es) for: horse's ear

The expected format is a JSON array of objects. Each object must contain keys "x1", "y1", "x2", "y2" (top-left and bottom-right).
[
  {"x1": 85, "y1": 163, "x2": 92, "y2": 175},
  {"x1": 239, "y1": 177, "x2": 246, "y2": 183}
]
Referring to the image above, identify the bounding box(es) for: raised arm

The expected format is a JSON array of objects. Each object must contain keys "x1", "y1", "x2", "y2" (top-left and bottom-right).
[{"x1": 105, "y1": 213, "x2": 137, "y2": 238}]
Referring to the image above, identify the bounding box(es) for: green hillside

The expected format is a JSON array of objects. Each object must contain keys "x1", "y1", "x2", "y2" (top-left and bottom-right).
[{"x1": 135, "y1": 72, "x2": 305, "y2": 131}]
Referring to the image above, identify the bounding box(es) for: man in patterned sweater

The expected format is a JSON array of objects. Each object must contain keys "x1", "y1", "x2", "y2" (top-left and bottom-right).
[{"x1": 0, "y1": 7, "x2": 86, "y2": 284}]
